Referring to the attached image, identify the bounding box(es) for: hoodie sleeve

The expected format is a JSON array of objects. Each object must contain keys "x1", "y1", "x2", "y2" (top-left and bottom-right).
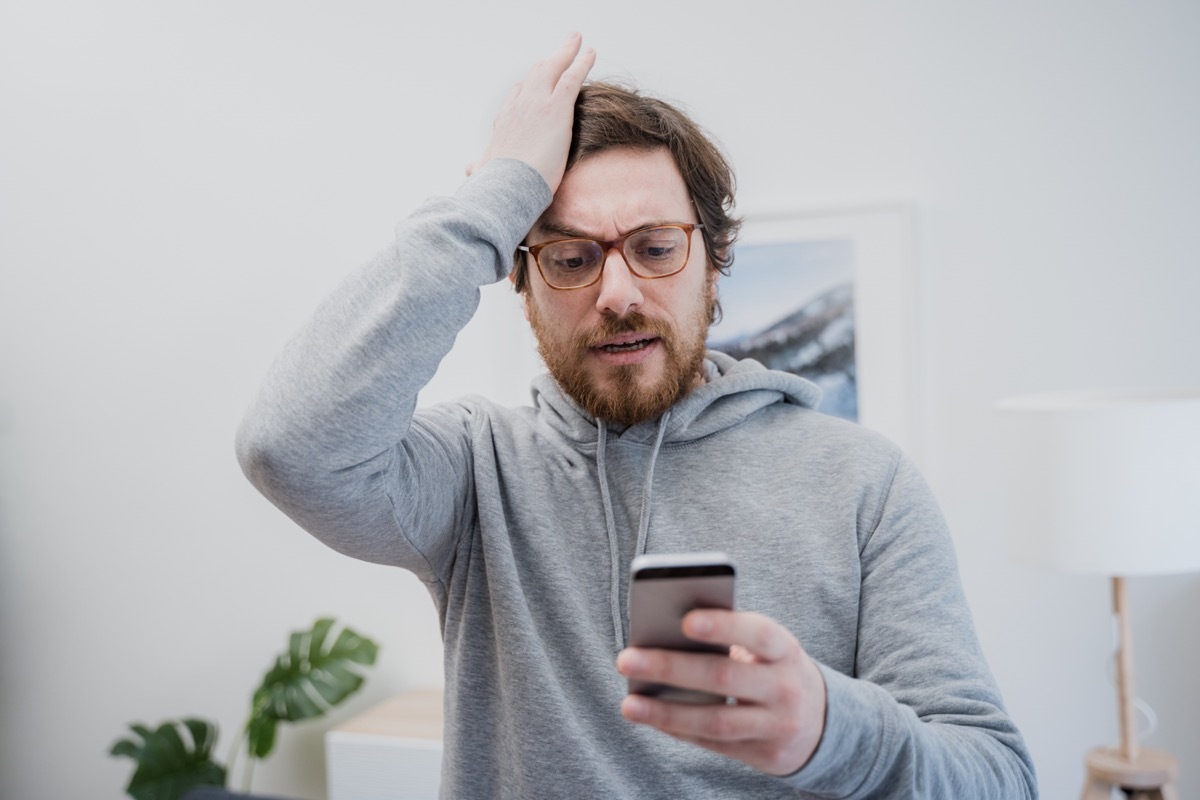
[
  {"x1": 783, "y1": 454, "x2": 1038, "y2": 799},
  {"x1": 234, "y1": 158, "x2": 552, "y2": 584}
]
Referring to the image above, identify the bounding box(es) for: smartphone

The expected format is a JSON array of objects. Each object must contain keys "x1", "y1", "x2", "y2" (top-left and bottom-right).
[{"x1": 627, "y1": 551, "x2": 736, "y2": 705}]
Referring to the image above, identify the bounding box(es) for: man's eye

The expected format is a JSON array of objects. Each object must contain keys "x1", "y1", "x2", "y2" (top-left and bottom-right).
[
  {"x1": 547, "y1": 245, "x2": 599, "y2": 271},
  {"x1": 634, "y1": 242, "x2": 678, "y2": 261}
]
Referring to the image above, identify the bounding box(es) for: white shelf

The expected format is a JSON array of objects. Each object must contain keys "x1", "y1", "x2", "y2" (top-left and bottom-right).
[{"x1": 326, "y1": 689, "x2": 444, "y2": 800}]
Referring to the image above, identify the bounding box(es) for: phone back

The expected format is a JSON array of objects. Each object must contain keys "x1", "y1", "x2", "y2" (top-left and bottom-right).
[
  {"x1": 628, "y1": 575, "x2": 734, "y2": 652},
  {"x1": 627, "y1": 568, "x2": 735, "y2": 704}
]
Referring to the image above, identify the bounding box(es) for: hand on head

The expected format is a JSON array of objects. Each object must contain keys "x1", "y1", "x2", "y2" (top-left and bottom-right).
[{"x1": 467, "y1": 33, "x2": 596, "y2": 193}]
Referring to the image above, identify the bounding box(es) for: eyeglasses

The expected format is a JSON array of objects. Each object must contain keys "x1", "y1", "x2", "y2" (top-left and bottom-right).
[{"x1": 518, "y1": 223, "x2": 703, "y2": 290}]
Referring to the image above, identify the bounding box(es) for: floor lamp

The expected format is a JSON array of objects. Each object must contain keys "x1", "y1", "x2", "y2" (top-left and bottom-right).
[{"x1": 998, "y1": 390, "x2": 1200, "y2": 800}]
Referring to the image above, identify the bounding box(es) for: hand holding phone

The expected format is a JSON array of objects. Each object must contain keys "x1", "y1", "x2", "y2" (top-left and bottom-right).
[
  {"x1": 626, "y1": 552, "x2": 736, "y2": 704},
  {"x1": 620, "y1": 561, "x2": 827, "y2": 776}
]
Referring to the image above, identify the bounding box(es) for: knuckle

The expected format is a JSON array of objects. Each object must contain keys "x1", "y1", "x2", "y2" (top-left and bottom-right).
[
  {"x1": 786, "y1": 637, "x2": 805, "y2": 663},
  {"x1": 763, "y1": 744, "x2": 792, "y2": 774},
  {"x1": 649, "y1": 652, "x2": 678, "y2": 685},
  {"x1": 706, "y1": 710, "x2": 737, "y2": 740},
  {"x1": 773, "y1": 676, "x2": 801, "y2": 708},
  {"x1": 650, "y1": 701, "x2": 673, "y2": 728},
  {"x1": 753, "y1": 625, "x2": 776, "y2": 655},
  {"x1": 712, "y1": 659, "x2": 736, "y2": 691},
  {"x1": 667, "y1": 659, "x2": 693, "y2": 689},
  {"x1": 773, "y1": 714, "x2": 803, "y2": 744}
]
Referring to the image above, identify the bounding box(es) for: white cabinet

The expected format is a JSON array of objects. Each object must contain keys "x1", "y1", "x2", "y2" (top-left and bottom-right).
[{"x1": 325, "y1": 689, "x2": 444, "y2": 800}]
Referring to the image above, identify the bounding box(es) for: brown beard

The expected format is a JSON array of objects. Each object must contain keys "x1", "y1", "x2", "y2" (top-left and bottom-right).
[{"x1": 527, "y1": 287, "x2": 715, "y2": 427}]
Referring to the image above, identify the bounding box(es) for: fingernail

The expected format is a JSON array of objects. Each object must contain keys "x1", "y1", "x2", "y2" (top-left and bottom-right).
[
  {"x1": 618, "y1": 649, "x2": 646, "y2": 673},
  {"x1": 623, "y1": 695, "x2": 649, "y2": 720},
  {"x1": 687, "y1": 613, "x2": 713, "y2": 636}
]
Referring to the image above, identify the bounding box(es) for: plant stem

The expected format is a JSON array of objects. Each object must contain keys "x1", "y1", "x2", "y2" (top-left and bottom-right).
[
  {"x1": 242, "y1": 753, "x2": 256, "y2": 793},
  {"x1": 225, "y1": 723, "x2": 258, "y2": 793},
  {"x1": 225, "y1": 726, "x2": 247, "y2": 789}
]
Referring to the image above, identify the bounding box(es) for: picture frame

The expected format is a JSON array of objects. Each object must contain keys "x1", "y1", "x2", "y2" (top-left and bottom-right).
[{"x1": 708, "y1": 205, "x2": 921, "y2": 460}]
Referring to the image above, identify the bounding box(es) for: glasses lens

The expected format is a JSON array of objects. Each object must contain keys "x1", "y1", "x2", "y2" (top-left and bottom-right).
[
  {"x1": 625, "y1": 226, "x2": 690, "y2": 277},
  {"x1": 538, "y1": 240, "x2": 604, "y2": 288}
]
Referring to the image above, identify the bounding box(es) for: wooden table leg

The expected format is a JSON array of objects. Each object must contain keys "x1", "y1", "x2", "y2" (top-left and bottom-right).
[
  {"x1": 1080, "y1": 747, "x2": 1178, "y2": 800},
  {"x1": 1080, "y1": 774, "x2": 1112, "y2": 799}
]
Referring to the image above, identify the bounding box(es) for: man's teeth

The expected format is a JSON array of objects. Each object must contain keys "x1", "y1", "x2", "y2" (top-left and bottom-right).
[{"x1": 601, "y1": 339, "x2": 652, "y2": 352}]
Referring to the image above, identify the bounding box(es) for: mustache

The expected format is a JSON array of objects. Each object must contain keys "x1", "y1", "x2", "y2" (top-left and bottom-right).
[{"x1": 578, "y1": 312, "x2": 673, "y2": 348}]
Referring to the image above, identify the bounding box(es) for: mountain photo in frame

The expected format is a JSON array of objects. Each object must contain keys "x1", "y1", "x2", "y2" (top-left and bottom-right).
[
  {"x1": 708, "y1": 206, "x2": 920, "y2": 460},
  {"x1": 709, "y1": 238, "x2": 857, "y2": 421}
]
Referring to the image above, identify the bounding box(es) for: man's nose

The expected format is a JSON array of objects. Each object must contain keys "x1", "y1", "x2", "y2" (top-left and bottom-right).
[{"x1": 594, "y1": 248, "x2": 643, "y2": 317}]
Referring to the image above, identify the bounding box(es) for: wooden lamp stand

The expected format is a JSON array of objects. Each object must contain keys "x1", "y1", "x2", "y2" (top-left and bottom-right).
[{"x1": 1079, "y1": 577, "x2": 1179, "y2": 800}]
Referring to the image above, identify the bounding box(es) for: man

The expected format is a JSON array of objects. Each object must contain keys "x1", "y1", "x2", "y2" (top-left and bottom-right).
[{"x1": 237, "y1": 34, "x2": 1037, "y2": 799}]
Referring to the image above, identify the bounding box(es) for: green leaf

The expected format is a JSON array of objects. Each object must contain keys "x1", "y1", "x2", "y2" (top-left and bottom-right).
[
  {"x1": 310, "y1": 617, "x2": 334, "y2": 648},
  {"x1": 109, "y1": 718, "x2": 226, "y2": 800},
  {"x1": 244, "y1": 618, "x2": 378, "y2": 761},
  {"x1": 287, "y1": 631, "x2": 306, "y2": 670},
  {"x1": 110, "y1": 739, "x2": 140, "y2": 759},
  {"x1": 330, "y1": 627, "x2": 379, "y2": 665},
  {"x1": 247, "y1": 712, "x2": 278, "y2": 761}
]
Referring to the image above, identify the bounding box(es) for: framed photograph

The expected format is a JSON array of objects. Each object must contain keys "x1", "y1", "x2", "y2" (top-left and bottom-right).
[{"x1": 707, "y1": 205, "x2": 921, "y2": 460}]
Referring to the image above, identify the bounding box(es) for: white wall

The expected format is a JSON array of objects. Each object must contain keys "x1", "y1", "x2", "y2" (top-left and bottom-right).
[{"x1": 2, "y1": 2, "x2": 1197, "y2": 798}]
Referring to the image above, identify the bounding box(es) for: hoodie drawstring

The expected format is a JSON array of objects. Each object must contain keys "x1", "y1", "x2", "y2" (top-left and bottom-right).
[
  {"x1": 596, "y1": 411, "x2": 671, "y2": 651},
  {"x1": 595, "y1": 420, "x2": 624, "y2": 652},
  {"x1": 634, "y1": 411, "x2": 670, "y2": 562}
]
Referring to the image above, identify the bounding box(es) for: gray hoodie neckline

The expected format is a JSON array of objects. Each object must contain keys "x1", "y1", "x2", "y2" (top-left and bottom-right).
[
  {"x1": 528, "y1": 351, "x2": 823, "y2": 649},
  {"x1": 529, "y1": 350, "x2": 823, "y2": 447}
]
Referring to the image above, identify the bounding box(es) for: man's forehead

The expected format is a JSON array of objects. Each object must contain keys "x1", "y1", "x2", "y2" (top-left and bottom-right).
[{"x1": 532, "y1": 147, "x2": 694, "y2": 240}]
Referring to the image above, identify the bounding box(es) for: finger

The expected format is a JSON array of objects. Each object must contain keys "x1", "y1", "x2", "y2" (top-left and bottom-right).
[
  {"x1": 625, "y1": 696, "x2": 810, "y2": 776},
  {"x1": 554, "y1": 44, "x2": 596, "y2": 96},
  {"x1": 527, "y1": 32, "x2": 584, "y2": 88},
  {"x1": 617, "y1": 647, "x2": 771, "y2": 704},
  {"x1": 682, "y1": 610, "x2": 800, "y2": 663},
  {"x1": 621, "y1": 693, "x2": 771, "y2": 744}
]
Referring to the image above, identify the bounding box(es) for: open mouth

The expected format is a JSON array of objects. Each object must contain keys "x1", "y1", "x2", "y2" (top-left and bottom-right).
[{"x1": 598, "y1": 337, "x2": 657, "y2": 353}]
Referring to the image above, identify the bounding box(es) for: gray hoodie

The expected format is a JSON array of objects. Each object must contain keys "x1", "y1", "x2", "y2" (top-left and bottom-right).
[{"x1": 236, "y1": 158, "x2": 1036, "y2": 799}]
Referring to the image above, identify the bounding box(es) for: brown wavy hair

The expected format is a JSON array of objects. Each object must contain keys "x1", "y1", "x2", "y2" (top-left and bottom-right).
[{"x1": 512, "y1": 81, "x2": 741, "y2": 311}]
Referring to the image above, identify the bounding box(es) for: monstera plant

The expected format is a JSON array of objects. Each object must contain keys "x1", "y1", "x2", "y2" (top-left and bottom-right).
[{"x1": 110, "y1": 617, "x2": 378, "y2": 800}]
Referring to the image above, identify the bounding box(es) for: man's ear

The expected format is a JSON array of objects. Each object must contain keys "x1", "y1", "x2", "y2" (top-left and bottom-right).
[{"x1": 509, "y1": 271, "x2": 531, "y2": 322}]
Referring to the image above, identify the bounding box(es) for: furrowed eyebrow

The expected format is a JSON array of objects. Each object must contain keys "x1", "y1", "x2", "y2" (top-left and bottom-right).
[
  {"x1": 534, "y1": 222, "x2": 594, "y2": 240},
  {"x1": 532, "y1": 220, "x2": 686, "y2": 242}
]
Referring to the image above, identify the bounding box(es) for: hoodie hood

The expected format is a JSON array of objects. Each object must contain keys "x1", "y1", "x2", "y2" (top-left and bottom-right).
[
  {"x1": 529, "y1": 350, "x2": 824, "y2": 651},
  {"x1": 529, "y1": 350, "x2": 823, "y2": 445}
]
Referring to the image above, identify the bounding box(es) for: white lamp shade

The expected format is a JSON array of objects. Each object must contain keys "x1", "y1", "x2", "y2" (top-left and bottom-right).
[{"x1": 997, "y1": 390, "x2": 1200, "y2": 576}]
